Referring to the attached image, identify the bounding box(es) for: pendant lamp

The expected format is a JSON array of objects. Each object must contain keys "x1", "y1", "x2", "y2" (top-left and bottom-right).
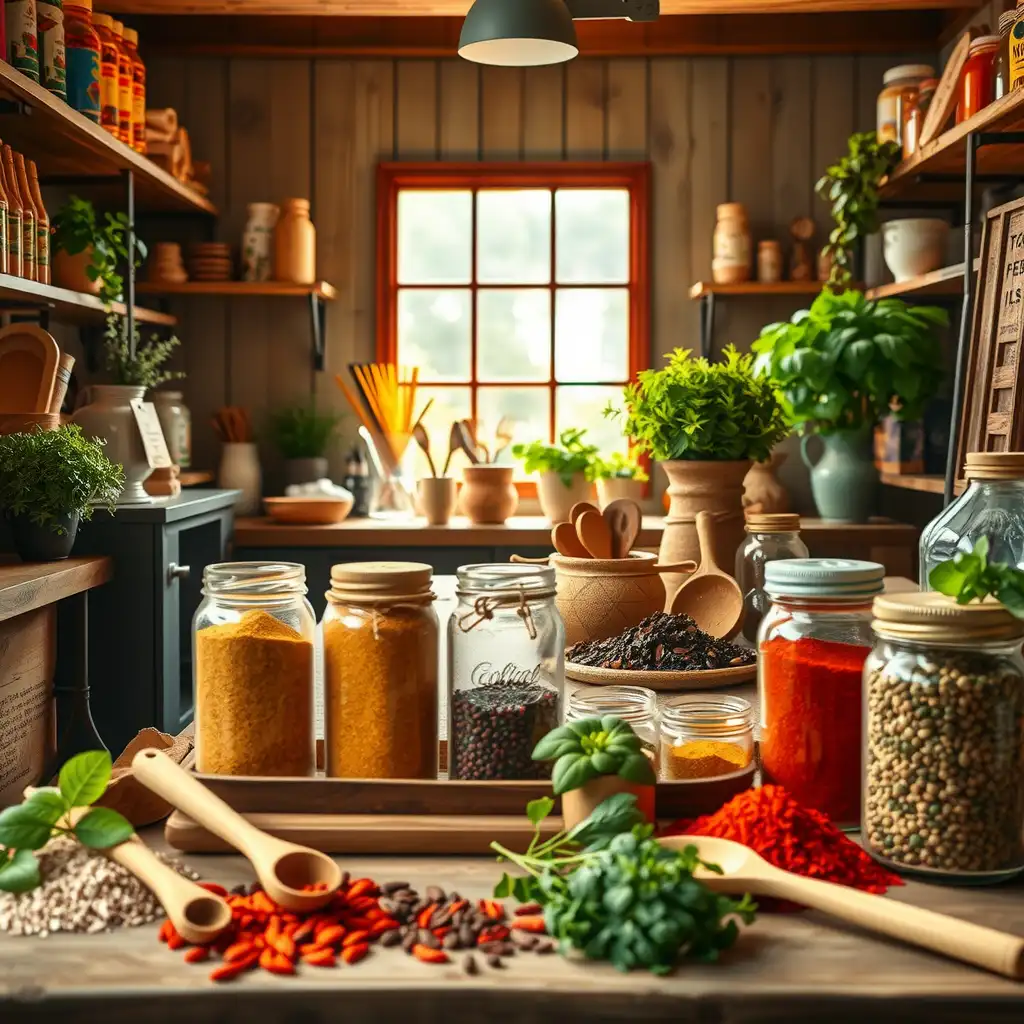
[{"x1": 459, "y1": 0, "x2": 578, "y2": 67}]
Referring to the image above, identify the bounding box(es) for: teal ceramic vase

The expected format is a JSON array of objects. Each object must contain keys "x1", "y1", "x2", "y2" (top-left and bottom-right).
[{"x1": 800, "y1": 428, "x2": 878, "y2": 523}]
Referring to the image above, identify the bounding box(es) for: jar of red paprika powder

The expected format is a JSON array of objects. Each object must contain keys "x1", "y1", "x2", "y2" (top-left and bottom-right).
[{"x1": 758, "y1": 559, "x2": 884, "y2": 828}]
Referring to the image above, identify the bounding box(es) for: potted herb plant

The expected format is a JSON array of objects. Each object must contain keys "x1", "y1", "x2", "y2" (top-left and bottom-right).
[
  {"x1": 268, "y1": 404, "x2": 340, "y2": 486},
  {"x1": 0, "y1": 425, "x2": 123, "y2": 561},
  {"x1": 610, "y1": 344, "x2": 789, "y2": 589},
  {"x1": 51, "y1": 196, "x2": 147, "y2": 305},
  {"x1": 752, "y1": 288, "x2": 946, "y2": 522},
  {"x1": 512, "y1": 428, "x2": 599, "y2": 524},
  {"x1": 593, "y1": 449, "x2": 648, "y2": 509},
  {"x1": 71, "y1": 317, "x2": 183, "y2": 504}
]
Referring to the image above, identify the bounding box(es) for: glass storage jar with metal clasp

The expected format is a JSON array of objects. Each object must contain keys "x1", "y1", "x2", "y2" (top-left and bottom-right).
[
  {"x1": 449, "y1": 564, "x2": 564, "y2": 780},
  {"x1": 567, "y1": 685, "x2": 659, "y2": 772}
]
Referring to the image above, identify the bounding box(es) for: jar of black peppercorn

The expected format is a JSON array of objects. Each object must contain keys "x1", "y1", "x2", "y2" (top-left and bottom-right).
[{"x1": 448, "y1": 564, "x2": 564, "y2": 780}]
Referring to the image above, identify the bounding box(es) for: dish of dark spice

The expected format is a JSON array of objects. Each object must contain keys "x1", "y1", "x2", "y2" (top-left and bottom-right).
[{"x1": 565, "y1": 612, "x2": 756, "y2": 690}]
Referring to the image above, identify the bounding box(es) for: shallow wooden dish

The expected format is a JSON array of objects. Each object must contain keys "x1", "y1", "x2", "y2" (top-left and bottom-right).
[
  {"x1": 264, "y1": 496, "x2": 353, "y2": 524},
  {"x1": 564, "y1": 659, "x2": 756, "y2": 691}
]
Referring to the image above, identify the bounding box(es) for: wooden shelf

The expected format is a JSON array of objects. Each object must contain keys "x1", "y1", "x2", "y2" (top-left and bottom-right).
[
  {"x1": 178, "y1": 470, "x2": 214, "y2": 487},
  {"x1": 0, "y1": 63, "x2": 215, "y2": 215},
  {"x1": 865, "y1": 264, "x2": 965, "y2": 300},
  {"x1": 689, "y1": 281, "x2": 826, "y2": 299},
  {"x1": 880, "y1": 473, "x2": 966, "y2": 496},
  {"x1": 136, "y1": 280, "x2": 336, "y2": 299},
  {"x1": 0, "y1": 273, "x2": 175, "y2": 326}
]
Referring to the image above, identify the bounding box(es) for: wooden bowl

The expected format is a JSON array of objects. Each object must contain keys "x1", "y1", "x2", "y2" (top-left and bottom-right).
[{"x1": 263, "y1": 496, "x2": 353, "y2": 525}]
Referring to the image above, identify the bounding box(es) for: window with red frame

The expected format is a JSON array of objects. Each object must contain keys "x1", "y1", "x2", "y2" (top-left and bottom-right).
[{"x1": 377, "y1": 163, "x2": 649, "y2": 480}]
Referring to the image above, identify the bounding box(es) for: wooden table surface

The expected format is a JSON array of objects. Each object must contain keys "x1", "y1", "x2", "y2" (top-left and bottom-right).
[
  {"x1": 1, "y1": 826, "x2": 1022, "y2": 1023},
  {"x1": 0, "y1": 556, "x2": 112, "y2": 621}
]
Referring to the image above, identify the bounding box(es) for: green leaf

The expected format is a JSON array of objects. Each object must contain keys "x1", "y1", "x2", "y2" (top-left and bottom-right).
[
  {"x1": 618, "y1": 753, "x2": 657, "y2": 785},
  {"x1": 0, "y1": 802, "x2": 61, "y2": 850},
  {"x1": 72, "y1": 807, "x2": 133, "y2": 849},
  {"x1": 24, "y1": 790, "x2": 69, "y2": 827},
  {"x1": 929, "y1": 560, "x2": 968, "y2": 596},
  {"x1": 552, "y1": 753, "x2": 599, "y2": 795},
  {"x1": 589, "y1": 751, "x2": 620, "y2": 775},
  {"x1": 532, "y1": 726, "x2": 581, "y2": 762},
  {"x1": 526, "y1": 796, "x2": 555, "y2": 827},
  {"x1": 59, "y1": 750, "x2": 112, "y2": 808},
  {"x1": 603, "y1": 884, "x2": 634, "y2": 916},
  {"x1": 0, "y1": 849, "x2": 41, "y2": 893},
  {"x1": 494, "y1": 872, "x2": 515, "y2": 898}
]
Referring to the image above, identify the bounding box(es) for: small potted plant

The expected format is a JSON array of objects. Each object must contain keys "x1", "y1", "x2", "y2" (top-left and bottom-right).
[
  {"x1": 593, "y1": 449, "x2": 648, "y2": 509},
  {"x1": 532, "y1": 715, "x2": 656, "y2": 830},
  {"x1": 0, "y1": 425, "x2": 124, "y2": 561},
  {"x1": 753, "y1": 288, "x2": 946, "y2": 522},
  {"x1": 268, "y1": 404, "x2": 340, "y2": 487},
  {"x1": 512, "y1": 427, "x2": 599, "y2": 524},
  {"x1": 51, "y1": 196, "x2": 147, "y2": 304}
]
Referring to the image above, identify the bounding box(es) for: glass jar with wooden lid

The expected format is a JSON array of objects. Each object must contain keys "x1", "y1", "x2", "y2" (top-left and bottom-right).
[
  {"x1": 864, "y1": 592, "x2": 1024, "y2": 882},
  {"x1": 322, "y1": 561, "x2": 438, "y2": 779},
  {"x1": 919, "y1": 452, "x2": 1024, "y2": 584},
  {"x1": 877, "y1": 63, "x2": 934, "y2": 145}
]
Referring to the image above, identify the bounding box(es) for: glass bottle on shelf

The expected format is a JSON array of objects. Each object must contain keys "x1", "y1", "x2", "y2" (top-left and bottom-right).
[
  {"x1": 11, "y1": 151, "x2": 35, "y2": 282},
  {"x1": 1, "y1": 147, "x2": 22, "y2": 279}
]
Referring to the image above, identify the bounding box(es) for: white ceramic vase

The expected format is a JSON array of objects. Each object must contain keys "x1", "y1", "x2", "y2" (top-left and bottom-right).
[
  {"x1": 219, "y1": 442, "x2": 262, "y2": 514},
  {"x1": 241, "y1": 202, "x2": 279, "y2": 282},
  {"x1": 882, "y1": 218, "x2": 949, "y2": 282},
  {"x1": 71, "y1": 384, "x2": 152, "y2": 504},
  {"x1": 536, "y1": 470, "x2": 592, "y2": 525}
]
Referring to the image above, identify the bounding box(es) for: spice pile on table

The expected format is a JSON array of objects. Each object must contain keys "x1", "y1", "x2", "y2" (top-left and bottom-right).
[{"x1": 566, "y1": 612, "x2": 755, "y2": 671}]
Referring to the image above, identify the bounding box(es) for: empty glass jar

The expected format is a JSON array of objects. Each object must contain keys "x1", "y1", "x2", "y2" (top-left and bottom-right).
[{"x1": 567, "y1": 685, "x2": 659, "y2": 771}]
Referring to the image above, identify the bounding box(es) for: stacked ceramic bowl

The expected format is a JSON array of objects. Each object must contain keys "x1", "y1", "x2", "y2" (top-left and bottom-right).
[
  {"x1": 148, "y1": 242, "x2": 187, "y2": 284},
  {"x1": 187, "y1": 242, "x2": 233, "y2": 282}
]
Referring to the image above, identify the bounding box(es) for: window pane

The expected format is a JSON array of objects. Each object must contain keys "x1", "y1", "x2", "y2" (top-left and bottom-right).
[
  {"x1": 397, "y1": 289, "x2": 471, "y2": 382},
  {"x1": 555, "y1": 189, "x2": 630, "y2": 284},
  {"x1": 476, "y1": 386, "x2": 550, "y2": 473},
  {"x1": 555, "y1": 288, "x2": 629, "y2": 382},
  {"x1": 398, "y1": 190, "x2": 472, "y2": 285},
  {"x1": 556, "y1": 386, "x2": 626, "y2": 458},
  {"x1": 477, "y1": 289, "x2": 551, "y2": 383},
  {"x1": 406, "y1": 385, "x2": 472, "y2": 480},
  {"x1": 477, "y1": 189, "x2": 551, "y2": 284}
]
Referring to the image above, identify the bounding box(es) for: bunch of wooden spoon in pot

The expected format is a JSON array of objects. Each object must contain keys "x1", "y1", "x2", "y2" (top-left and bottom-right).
[{"x1": 551, "y1": 498, "x2": 641, "y2": 560}]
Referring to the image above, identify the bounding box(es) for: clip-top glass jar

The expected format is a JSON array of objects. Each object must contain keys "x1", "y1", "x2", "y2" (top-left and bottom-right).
[
  {"x1": 567, "y1": 685, "x2": 659, "y2": 770},
  {"x1": 758, "y1": 559, "x2": 884, "y2": 826},
  {"x1": 920, "y1": 451, "x2": 1024, "y2": 585},
  {"x1": 735, "y1": 513, "x2": 809, "y2": 643},
  {"x1": 449, "y1": 564, "x2": 564, "y2": 780},
  {"x1": 193, "y1": 562, "x2": 315, "y2": 777},
  {"x1": 864, "y1": 592, "x2": 1024, "y2": 883},
  {"x1": 659, "y1": 694, "x2": 754, "y2": 781},
  {"x1": 322, "y1": 561, "x2": 438, "y2": 779}
]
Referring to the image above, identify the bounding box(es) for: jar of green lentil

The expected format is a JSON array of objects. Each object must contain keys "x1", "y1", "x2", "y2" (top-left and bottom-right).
[{"x1": 864, "y1": 592, "x2": 1024, "y2": 883}]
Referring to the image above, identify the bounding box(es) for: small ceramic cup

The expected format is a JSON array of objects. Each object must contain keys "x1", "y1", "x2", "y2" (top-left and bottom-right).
[{"x1": 417, "y1": 476, "x2": 458, "y2": 526}]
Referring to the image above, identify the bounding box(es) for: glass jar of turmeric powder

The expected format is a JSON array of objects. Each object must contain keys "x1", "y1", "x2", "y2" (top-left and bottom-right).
[
  {"x1": 193, "y1": 562, "x2": 316, "y2": 777},
  {"x1": 567, "y1": 686, "x2": 659, "y2": 772},
  {"x1": 659, "y1": 695, "x2": 754, "y2": 781},
  {"x1": 322, "y1": 561, "x2": 438, "y2": 779}
]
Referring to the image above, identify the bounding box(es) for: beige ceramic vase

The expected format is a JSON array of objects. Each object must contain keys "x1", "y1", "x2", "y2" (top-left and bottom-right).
[
  {"x1": 460, "y1": 465, "x2": 517, "y2": 524},
  {"x1": 274, "y1": 198, "x2": 316, "y2": 284},
  {"x1": 561, "y1": 774, "x2": 656, "y2": 831},
  {"x1": 417, "y1": 477, "x2": 458, "y2": 526},
  {"x1": 72, "y1": 385, "x2": 152, "y2": 503},
  {"x1": 743, "y1": 451, "x2": 791, "y2": 514},
  {"x1": 536, "y1": 470, "x2": 592, "y2": 524},
  {"x1": 596, "y1": 476, "x2": 645, "y2": 510},
  {"x1": 658, "y1": 459, "x2": 751, "y2": 604}
]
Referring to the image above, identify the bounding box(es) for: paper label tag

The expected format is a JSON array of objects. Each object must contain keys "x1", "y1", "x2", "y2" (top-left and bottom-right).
[{"x1": 130, "y1": 399, "x2": 173, "y2": 469}]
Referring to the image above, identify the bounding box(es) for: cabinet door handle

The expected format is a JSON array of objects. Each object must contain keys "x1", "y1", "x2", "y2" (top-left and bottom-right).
[{"x1": 167, "y1": 562, "x2": 191, "y2": 583}]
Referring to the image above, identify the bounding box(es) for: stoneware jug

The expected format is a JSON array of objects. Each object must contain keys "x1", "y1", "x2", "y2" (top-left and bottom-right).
[
  {"x1": 72, "y1": 384, "x2": 152, "y2": 504},
  {"x1": 460, "y1": 465, "x2": 517, "y2": 524},
  {"x1": 801, "y1": 428, "x2": 878, "y2": 523},
  {"x1": 536, "y1": 470, "x2": 592, "y2": 525}
]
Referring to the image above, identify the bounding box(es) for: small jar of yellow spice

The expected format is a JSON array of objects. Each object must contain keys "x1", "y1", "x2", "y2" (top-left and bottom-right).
[{"x1": 659, "y1": 694, "x2": 754, "y2": 781}]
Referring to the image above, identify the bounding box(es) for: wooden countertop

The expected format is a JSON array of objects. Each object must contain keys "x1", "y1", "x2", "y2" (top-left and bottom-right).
[
  {"x1": 234, "y1": 515, "x2": 918, "y2": 549},
  {"x1": 0, "y1": 556, "x2": 112, "y2": 622},
  {"x1": 1, "y1": 825, "x2": 1021, "y2": 1023}
]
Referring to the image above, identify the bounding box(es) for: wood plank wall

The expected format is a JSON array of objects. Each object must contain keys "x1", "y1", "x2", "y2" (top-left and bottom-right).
[{"x1": 141, "y1": 53, "x2": 930, "y2": 485}]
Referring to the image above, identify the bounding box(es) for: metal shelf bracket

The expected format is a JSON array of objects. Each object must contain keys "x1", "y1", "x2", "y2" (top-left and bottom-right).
[
  {"x1": 698, "y1": 292, "x2": 715, "y2": 359},
  {"x1": 310, "y1": 292, "x2": 326, "y2": 371}
]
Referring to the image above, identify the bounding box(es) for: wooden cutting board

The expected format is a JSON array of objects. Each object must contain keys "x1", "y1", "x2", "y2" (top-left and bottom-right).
[{"x1": 0, "y1": 324, "x2": 60, "y2": 413}]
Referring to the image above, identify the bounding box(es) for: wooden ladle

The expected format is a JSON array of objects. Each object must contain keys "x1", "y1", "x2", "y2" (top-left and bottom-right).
[
  {"x1": 132, "y1": 749, "x2": 341, "y2": 912},
  {"x1": 660, "y1": 834, "x2": 1024, "y2": 980},
  {"x1": 669, "y1": 510, "x2": 744, "y2": 639}
]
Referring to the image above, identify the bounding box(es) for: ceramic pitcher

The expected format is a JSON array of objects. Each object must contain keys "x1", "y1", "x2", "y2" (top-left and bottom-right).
[
  {"x1": 72, "y1": 384, "x2": 152, "y2": 504},
  {"x1": 801, "y1": 428, "x2": 879, "y2": 523}
]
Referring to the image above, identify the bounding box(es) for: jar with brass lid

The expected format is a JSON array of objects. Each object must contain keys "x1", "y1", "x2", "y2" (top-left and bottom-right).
[
  {"x1": 919, "y1": 451, "x2": 1024, "y2": 585},
  {"x1": 864, "y1": 592, "x2": 1024, "y2": 882},
  {"x1": 735, "y1": 513, "x2": 809, "y2": 643}
]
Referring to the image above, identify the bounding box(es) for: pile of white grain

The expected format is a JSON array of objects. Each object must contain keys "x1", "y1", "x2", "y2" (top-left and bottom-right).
[{"x1": 0, "y1": 837, "x2": 199, "y2": 937}]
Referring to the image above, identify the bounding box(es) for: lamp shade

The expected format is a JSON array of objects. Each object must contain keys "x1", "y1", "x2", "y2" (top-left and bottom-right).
[{"x1": 459, "y1": 0, "x2": 579, "y2": 66}]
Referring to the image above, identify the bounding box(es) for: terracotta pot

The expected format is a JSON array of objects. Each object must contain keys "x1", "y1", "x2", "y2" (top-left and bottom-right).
[
  {"x1": 417, "y1": 476, "x2": 458, "y2": 526},
  {"x1": 536, "y1": 470, "x2": 592, "y2": 524},
  {"x1": 561, "y1": 773, "x2": 656, "y2": 831},
  {"x1": 460, "y1": 465, "x2": 518, "y2": 524},
  {"x1": 658, "y1": 459, "x2": 750, "y2": 605},
  {"x1": 0, "y1": 412, "x2": 61, "y2": 434},
  {"x1": 72, "y1": 385, "x2": 153, "y2": 504},
  {"x1": 52, "y1": 247, "x2": 101, "y2": 295},
  {"x1": 743, "y1": 451, "x2": 791, "y2": 514},
  {"x1": 596, "y1": 477, "x2": 645, "y2": 510}
]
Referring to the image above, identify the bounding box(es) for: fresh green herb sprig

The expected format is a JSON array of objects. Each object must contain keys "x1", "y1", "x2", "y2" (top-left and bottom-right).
[
  {"x1": 492, "y1": 794, "x2": 756, "y2": 975},
  {"x1": 0, "y1": 751, "x2": 134, "y2": 893},
  {"x1": 512, "y1": 428, "x2": 600, "y2": 487},
  {"x1": 592, "y1": 449, "x2": 649, "y2": 483},
  {"x1": 532, "y1": 715, "x2": 656, "y2": 795},
  {"x1": 103, "y1": 313, "x2": 184, "y2": 390},
  {"x1": 929, "y1": 537, "x2": 1024, "y2": 618},
  {"x1": 268, "y1": 404, "x2": 341, "y2": 459}
]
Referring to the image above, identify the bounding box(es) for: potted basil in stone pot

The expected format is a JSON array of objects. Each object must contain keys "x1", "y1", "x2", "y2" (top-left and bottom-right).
[
  {"x1": 0, "y1": 425, "x2": 124, "y2": 561},
  {"x1": 752, "y1": 288, "x2": 946, "y2": 523},
  {"x1": 513, "y1": 427, "x2": 599, "y2": 525},
  {"x1": 269, "y1": 404, "x2": 341, "y2": 487}
]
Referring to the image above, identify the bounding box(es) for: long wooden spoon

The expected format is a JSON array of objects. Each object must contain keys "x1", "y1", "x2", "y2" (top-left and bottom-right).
[
  {"x1": 602, "y1": 497, "x2": 641, "y2": 559},
  {"x1": 660, "y1": 834, "x2": 1024, "y2": 980},
  {"x1": 552, "y1": 521, "x2": 590, "y2": 558},
  {"x1": 669, "y1": 510, "x2": 744, "y2": 638},
  {"x1": 132, "y1": 749, "x2": 341, "y2": 912},
  {"x1": 576, "y1": 508, "x2": 613, "y2": 559},
  {"x1": 412, "y1": 421, "x2": 437, "y2": 477},
  {"x1": 441, "y1": 422, "x2": 461, "y2": 476}
]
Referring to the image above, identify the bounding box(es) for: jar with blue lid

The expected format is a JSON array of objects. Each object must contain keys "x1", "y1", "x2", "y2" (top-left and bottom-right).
[{"x1": 757, "y1": 558, "x2": 884, "y2": 826}]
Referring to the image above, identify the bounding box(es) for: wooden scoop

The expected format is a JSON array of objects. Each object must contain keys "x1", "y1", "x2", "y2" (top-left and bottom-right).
[
  {"x1": 568, "y1": 501, "x2": 599, "y2": 524},
  {"x1": 669, "y1": 510, "x2": 744, "y2": 639},
  {"x1": 132, "y1": 749, "x2": 341, "y2": 912},
  {"x1": 576, "y1": 509, "x2": 613, "y2": 559},
  {"x1": 602, "y1": 498, "x2": 641, "y2": 559},
  {"x1": 660, "y1": 834, "x2": 1024, "y2": 980},
  {"x1": 552, "y1": 520, "x2": 590, "y2": 558}
]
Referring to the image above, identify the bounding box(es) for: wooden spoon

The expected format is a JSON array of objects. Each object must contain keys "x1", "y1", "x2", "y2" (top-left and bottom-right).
[
  {"x1": 552, "y1": 521, "x2": 590, "y2": 558},
  {"x1": 455, "y1": 420, "x2": 482, "y2": 464},
  {"x1": 441, "y1": 421, "x2": 461, "y2": 476},
  {"x1": 576, "y1": 509, "x2": 613, "y2": 559},
  {"x1": 132, "y1": 749, "x2": 341, "y2": 912},
  {"x1": 669, "y1": 510, "x2": 744, "y2": 639},
  {"x1": 569, "y1": 501, "x2": 600, "y2": 525},
  {"x1": 602, "y1": 498, "x2": 641, "y2": 559},
  {"x1": 492, "y1": 415, "x2": 515, "y2": 463},
  {"x1": 660, "y1": 834, "x2": 1024, "y2": 980},
  {"x1": 412, "y1": 421, "x2": 437, "y2": 478}
]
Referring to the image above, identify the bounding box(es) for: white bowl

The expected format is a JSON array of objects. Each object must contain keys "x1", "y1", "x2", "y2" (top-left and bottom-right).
[{"x1": 882, "y1": 218, "x2": 950, "y2": 283}]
